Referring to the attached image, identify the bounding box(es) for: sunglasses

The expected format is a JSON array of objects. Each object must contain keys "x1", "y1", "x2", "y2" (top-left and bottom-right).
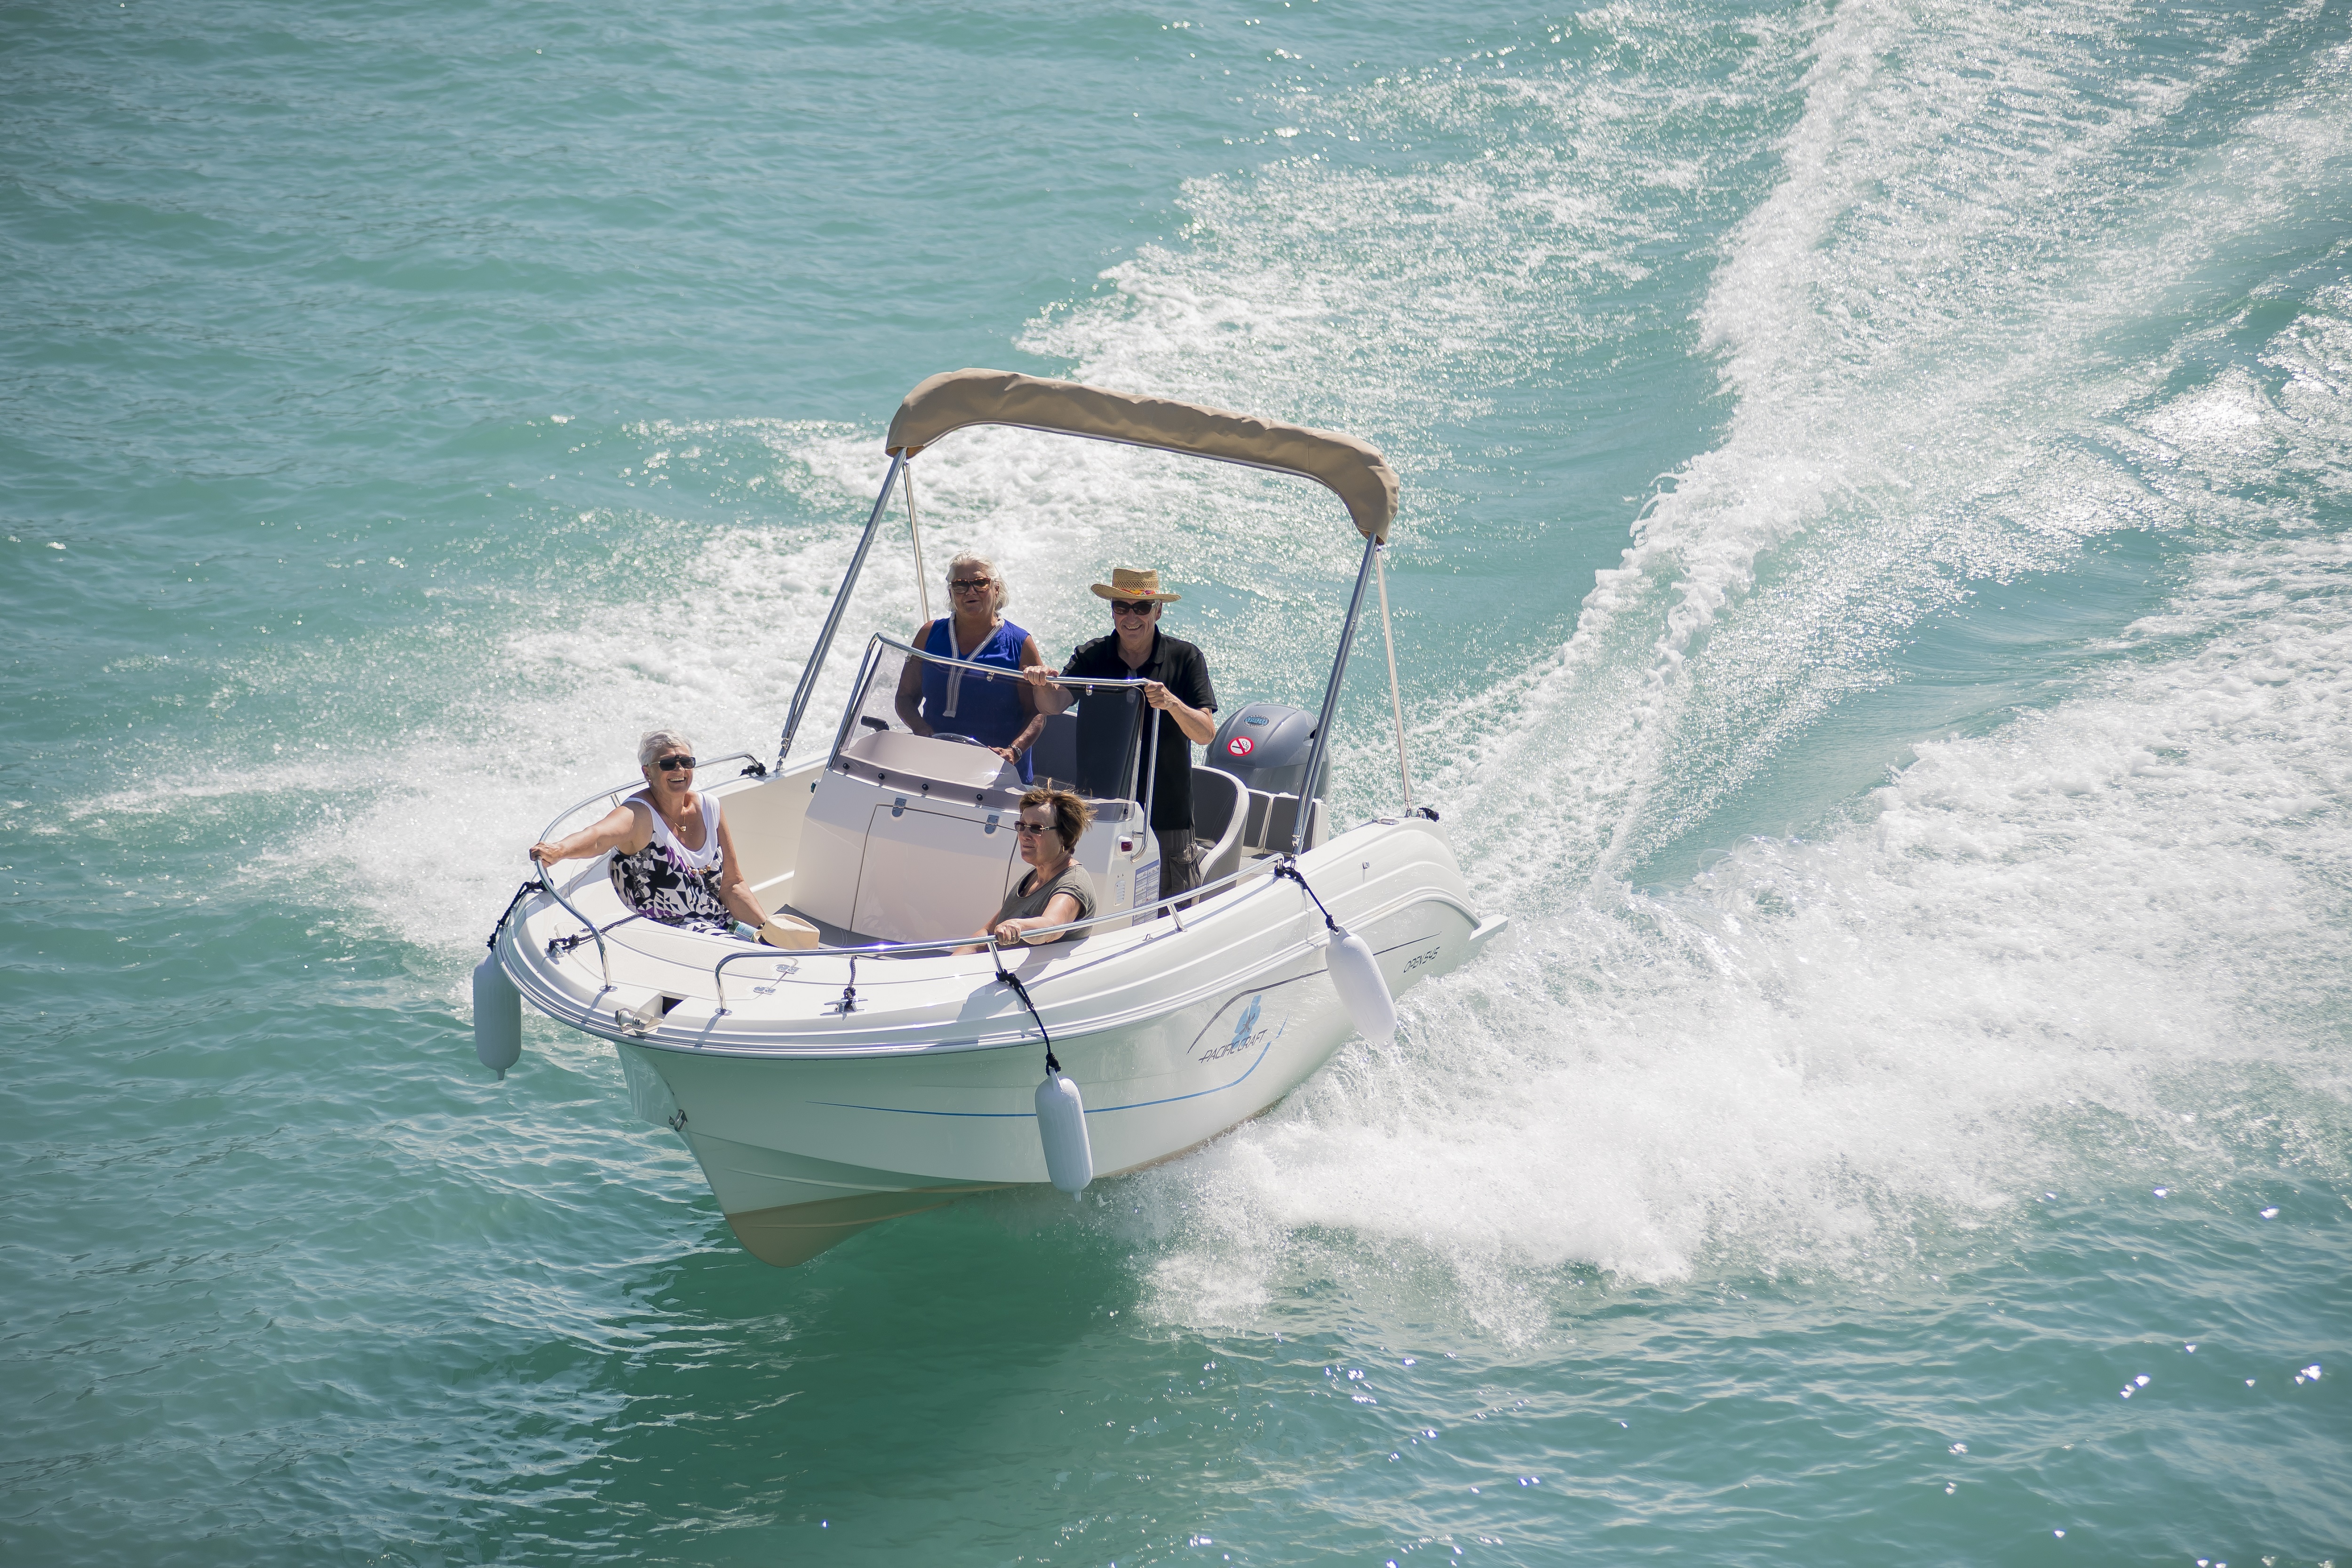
[
  {"x1": 949, "y1": 577, "x2": 994, "y2": 591},
  {"x1": 1014, "y1": 820, "x2": 1054, "y2": 836},
  {"x1": 652, "y1": 755, "x2": 696, "y2": 772},
  {"x1": 1111, "y1": 601, "x2": 1156, "y2": 617}
]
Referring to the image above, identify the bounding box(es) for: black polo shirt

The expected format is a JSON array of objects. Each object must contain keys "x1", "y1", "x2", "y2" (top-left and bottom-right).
[{"x1": 1062, "y1": 628, "x2": 1216, "y2": 832}]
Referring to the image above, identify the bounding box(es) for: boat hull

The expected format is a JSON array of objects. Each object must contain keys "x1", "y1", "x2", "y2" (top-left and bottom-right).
[{"x1": 500, "y1": 780, "x2": 1503, "y2": 1264}]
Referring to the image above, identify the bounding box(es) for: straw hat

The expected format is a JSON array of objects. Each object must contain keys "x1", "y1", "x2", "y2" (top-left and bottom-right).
[{"x1": 1089, "y1": 567, "x2": 1181, "y2": 604}]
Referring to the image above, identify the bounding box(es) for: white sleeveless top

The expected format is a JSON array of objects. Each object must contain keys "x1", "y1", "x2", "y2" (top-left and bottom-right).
[{"x1": 639, "y1": 792, "x2": 722, "y2": 871}]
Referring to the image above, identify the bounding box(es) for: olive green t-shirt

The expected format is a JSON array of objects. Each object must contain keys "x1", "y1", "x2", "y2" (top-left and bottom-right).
[{"x1": 993, "y1": 864, "x2": 1098, "y2": 939}]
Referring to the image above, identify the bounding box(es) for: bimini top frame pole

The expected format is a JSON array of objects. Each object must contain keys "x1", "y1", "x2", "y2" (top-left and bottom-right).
[
  {"x1": 1291, "y1": 533, "x2": 1380, "y2": 854},
  {"x1": 777, "y1": 374, "x2": 1406, "y2": 820},
  {"x1": 777, "y1": 451, "x2": 905, "y2": 768}
]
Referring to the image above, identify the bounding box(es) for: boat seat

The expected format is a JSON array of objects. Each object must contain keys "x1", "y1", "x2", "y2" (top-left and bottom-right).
[
  {"x1": 1240, "y1": 788, "x2": 1272, "y2": 850},
  {"x1": 771, "y1": 903, "x2": 868, "y2": 950},
  {"x1": 1253, "y1": 791, "x2": 1325, "y2": 855},
  {"x1": 1188, "y1": 767, "x2": 1248, "y2": 901}
]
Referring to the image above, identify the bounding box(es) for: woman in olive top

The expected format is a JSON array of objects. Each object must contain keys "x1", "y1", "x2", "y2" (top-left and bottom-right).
[{"x1": 963, "y1": 787, "x2": 1097, "y2": 951}]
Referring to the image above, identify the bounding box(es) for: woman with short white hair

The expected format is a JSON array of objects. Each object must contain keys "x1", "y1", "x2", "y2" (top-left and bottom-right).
[
  {"x1": 891, "y1": 552, "x2": 1049, "y2": 781},
  {"x1": 527, "y1": 728, "x2": 779, "y2": 939}
]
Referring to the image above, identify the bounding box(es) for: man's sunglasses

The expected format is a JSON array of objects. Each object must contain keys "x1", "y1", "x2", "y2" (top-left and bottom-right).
[
  {"x1": 1111, "y1": 601, "x2": 1156, "y2": 617},
  {"x1": 652, "y1": 755, "x2": 696, "y2": 772},
  {"x1": 949, "y1": 577, "x2": 994, "y2": 591}
]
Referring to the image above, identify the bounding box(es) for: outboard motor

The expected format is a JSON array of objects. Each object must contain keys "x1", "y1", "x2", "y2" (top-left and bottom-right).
[{"x1": 1209, "y1": 703, "x2": 1325, "y2": 797}]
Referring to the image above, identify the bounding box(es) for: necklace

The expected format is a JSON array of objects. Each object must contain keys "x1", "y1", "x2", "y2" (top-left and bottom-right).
[{"x1": 656, "y1": 795, "x2": 699, "y2": 844}]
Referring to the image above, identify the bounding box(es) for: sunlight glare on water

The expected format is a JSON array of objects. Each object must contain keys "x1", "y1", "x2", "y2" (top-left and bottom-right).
[{"x1": 3, "y1": 0, "x2": 2348, "y2": 1564}]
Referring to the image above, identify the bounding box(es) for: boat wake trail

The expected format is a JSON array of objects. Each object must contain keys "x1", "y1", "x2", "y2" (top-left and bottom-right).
[
  {"x1": 159, "y1": 0, "x2": 2347, "y2": 1320},
  {"x1": 1079, "y1": 3, "x2": 2352, "y2": 1330}
]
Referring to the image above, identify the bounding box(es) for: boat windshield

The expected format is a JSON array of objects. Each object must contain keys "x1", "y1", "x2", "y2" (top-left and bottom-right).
[{"x1": 828, "y1": 634, "x2": 1153, "y2": 808}]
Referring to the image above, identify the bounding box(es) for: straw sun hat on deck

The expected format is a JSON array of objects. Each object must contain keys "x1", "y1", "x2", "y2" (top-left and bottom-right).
[{"x1": 1089, "y1": 567, "x2": 1181, "y2": 604}]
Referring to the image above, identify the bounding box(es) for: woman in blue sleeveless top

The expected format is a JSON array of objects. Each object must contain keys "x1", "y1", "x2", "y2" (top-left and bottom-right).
[{"x1": 892, "y1": 553, "x2": 1048, "y2": 781}]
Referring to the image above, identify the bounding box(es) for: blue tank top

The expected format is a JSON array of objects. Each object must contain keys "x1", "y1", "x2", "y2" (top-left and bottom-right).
[{"x1": 920, "y1": 617, "x2": 1034, "y2": 782}]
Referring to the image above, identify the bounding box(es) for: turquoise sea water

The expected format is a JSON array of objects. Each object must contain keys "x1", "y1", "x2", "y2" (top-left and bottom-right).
[{"x1": 6, "y1": 0, "x2": 2350, "y2": 1562}]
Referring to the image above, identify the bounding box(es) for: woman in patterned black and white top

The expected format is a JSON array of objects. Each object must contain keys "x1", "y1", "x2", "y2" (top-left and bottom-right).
[{"x1": 528, "y1": 728, "x2": 773, "y2": 937}]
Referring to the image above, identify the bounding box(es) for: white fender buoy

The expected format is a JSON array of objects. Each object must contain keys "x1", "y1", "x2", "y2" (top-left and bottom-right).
[
  {"x1": 1034, "y1": 1072, "x2": 1093, "y2": 1195},
  {"x1": 1325, "y1": 925, "x2": 1398, "y2": 1045},
  {"x1": 473, "y1": 949, "x2": 523, "y2": 1078}
]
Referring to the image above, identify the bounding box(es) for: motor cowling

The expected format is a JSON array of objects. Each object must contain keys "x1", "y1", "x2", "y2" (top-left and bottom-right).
[
  {"x1": 473, "y1": 949, "x2": 523, "y2": 1078},
  {"x1": 1208, "y1": 702, "x2": 1325, "y2": 798}
]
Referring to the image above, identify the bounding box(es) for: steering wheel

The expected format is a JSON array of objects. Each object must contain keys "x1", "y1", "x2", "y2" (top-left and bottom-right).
[{"x1": 930, "y1": 732, "x2": 988, "y2": 748}]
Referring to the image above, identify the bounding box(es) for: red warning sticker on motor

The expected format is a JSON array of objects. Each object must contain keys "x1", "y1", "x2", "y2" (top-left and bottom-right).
[{"x1": 1227, "y1": 735, "x2": 1254, "y2": 756}]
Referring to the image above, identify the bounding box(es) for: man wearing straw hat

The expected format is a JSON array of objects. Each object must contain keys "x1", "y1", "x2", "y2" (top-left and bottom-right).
[{"x1": 1025, "y1": 567, "x2": 1218, "y2": 904}]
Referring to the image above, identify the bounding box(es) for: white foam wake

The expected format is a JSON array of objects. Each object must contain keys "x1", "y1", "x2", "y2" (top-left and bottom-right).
[
  {"x1": 143, "y1": 0, "x2": 2349, "y2": 1323},
  {"x1": 1436, "y1": 0, "x2": 2352, "y2": 906},
  {"x1": 1104, "y1": 16, "x2": 2352, "y2": 1327},
  {"x1": 1126, "y1": 524, "x2": 2352, "y2": 1330}
]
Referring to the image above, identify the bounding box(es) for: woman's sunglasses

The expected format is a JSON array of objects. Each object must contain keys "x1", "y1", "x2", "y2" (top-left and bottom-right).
[
  {"x1": 1014, "y1": 820, "x2": 1054, "y2": 836},
  {"x1": 949, "y1": 577, "x2": 994, "y2": 592},
  {"x1": 652, "y1": 755, "x2": 696, "y2": 772}
]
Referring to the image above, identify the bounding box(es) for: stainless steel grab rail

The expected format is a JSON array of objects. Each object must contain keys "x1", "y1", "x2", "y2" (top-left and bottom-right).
[
  {"x1": 715, "y1": 932, "x2": 1009, "y2": 1012},
  {"x1": 534, "y1": 862, "x2": 612, "y2": 987},
  {"x1": 526, "y1": 748, "x2": 772, "y2": 991},
  {"x1": 532, "y1": 750, "x2": 766, "y2": 844},
  {"x1": 866, "y1": 631, "x2": 1160, "y2": 692},
  {"x1": 701, "y1": 851, "x2": 1299, "y2": 1009}
]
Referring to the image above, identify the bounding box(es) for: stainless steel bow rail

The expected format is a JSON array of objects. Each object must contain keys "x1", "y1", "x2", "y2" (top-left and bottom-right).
[
  {"x1": 700, "y1": 852, "x2": 1303, "y2": 1011},
  {"x1": 533, "y1": 862, "x2": 611, "y2": 987},
  {"x1": 520, "y1": 728, "x2": 1397, "y2": 1016},
  {"x1": 531, "y1": 750, "x2": 769, "y2": 845},
  {"x1": 520, "y1": 749, "x2": 770, "y2": 990}
]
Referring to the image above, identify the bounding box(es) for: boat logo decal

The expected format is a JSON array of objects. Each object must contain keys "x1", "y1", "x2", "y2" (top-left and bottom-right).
[
  {"x1": 1198, "y1": 992, "x2": 1284, "y2": 1065},
  {"x1": 1226, "y1": 735, "x2": 1254, "y2": 757}
]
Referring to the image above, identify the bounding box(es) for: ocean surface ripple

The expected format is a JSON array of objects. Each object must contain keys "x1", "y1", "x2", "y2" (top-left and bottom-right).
[{"x1": 3, "y1": 1, "x2": 2347, "y2": 1564}]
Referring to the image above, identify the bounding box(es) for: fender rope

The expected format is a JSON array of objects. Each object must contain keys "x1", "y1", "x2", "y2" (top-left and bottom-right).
[
  {"x1": 486, "y1": 880, "x2": 534, "y2": 951},
  {"x1": 1271, "y1": 859, "x2": 1338, "y2": 932},
  {"x1": 994, "y1": 960, "x2": 1060, "y2": 1075}
]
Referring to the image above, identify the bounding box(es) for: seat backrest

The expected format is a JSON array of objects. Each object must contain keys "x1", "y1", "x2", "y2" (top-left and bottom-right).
[
  {"x1": 1191, "y1": 767, "x2": 1248, "y2": 894},
  {"x1": 1029, "y1": 711, "x2": 1079, "y2": 790},
  {"x1": 1191, "y1": 766, "x2": 1241, "y2": 843},
  {"x1": 1242, "y1": 788, "x2": 1273, "y2": 851}
]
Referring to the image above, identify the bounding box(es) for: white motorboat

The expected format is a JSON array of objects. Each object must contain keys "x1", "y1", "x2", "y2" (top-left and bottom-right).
[{"x1": 475, "y1": 370, "x2": 1507, "y2": 1265}]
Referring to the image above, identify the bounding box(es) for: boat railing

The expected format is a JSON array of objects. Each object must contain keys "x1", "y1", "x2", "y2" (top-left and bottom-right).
[
  {"x1": 523, "y1": 723, "x2": 1312, "y2": 1013},
  {"x1": 707, "y1": 850, "x2": 1298, "y2": 1011},
  {"x1": 867, "y1": 631, "x2": 1160, "y2": 694},
  {"x1": 713, "y1": 931, "x2": 991, "y2": 1012},
  {"x1": 829, "y1": 634, "x2": 1162, "y2": 812},
  {"x1": 525, "y1": 749, "x2": 772, "y2": 989},
  {"x1": 532, "y1": 750, "x2": 770, "y2": 844},
  {"x1": 533, "y1": 861, "x2": 612, "y2": 987}
]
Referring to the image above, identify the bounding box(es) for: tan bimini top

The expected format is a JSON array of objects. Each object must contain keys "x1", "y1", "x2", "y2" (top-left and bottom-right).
[{"x1": 885, "y1": 368, "x2": 1399, "y2": 542}]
